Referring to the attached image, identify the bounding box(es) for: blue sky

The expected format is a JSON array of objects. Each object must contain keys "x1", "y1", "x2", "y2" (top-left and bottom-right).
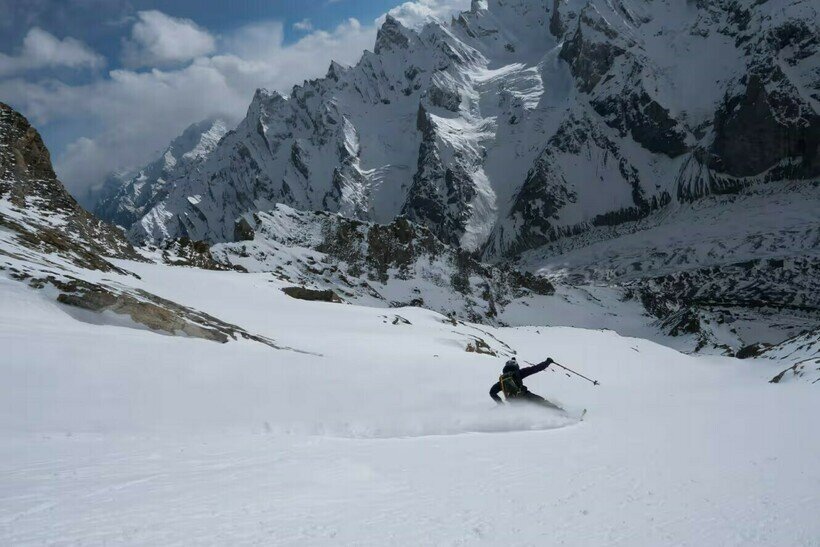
[{"x1": 0, "y1": 0, "x2": 467, "y2": 196}]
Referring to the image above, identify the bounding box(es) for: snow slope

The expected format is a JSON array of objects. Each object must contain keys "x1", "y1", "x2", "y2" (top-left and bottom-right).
[
  {"x1": 516, "y1": 179, "x2": 820, "y2": 354},
  {"x1": 1, "y1": 259, "x2": 818, "y2": 545}
]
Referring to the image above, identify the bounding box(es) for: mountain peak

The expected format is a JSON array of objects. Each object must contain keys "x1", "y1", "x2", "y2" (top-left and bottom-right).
[
  {"x1": 0, "y1": 102, "x2": 56, "y2": 183},
  {"x1": 326, "y1": 60, "x2": 346, "y2": 81},
  {"x1": 374, "y1": 15, "x2": 414, "y2": 54}
]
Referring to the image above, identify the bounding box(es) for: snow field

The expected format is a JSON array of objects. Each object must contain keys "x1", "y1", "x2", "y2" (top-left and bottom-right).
[{"x1": 1, "y1": 261, "x2": 818, "y2": 545}]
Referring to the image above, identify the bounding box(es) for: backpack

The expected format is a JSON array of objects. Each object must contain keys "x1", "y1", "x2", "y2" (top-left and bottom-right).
[{"x1": 499, "y1": 372, "x2": 523, "y2": 398}]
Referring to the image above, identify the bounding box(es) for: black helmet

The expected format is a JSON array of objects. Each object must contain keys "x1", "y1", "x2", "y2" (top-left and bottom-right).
[{"x1": 502, "y1": 357, "x2": 520, "y2": 373}]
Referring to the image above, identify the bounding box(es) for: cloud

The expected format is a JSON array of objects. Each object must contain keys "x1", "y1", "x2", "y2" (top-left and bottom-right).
[
  {"x1": 293, "y1": 18, "x2": 314, "y2": 32},
  {"x1": 388, "y1": 0, "x2": 469, "y2": 28},
  {"x1": 0, "y1": 27, "x2": 104, "y2": 75},
  {"x1": 121, "y1": 10, "x2": 215, "y2": 68},
  {"x1": 55, "y1": 137, "x2": 109, "y2": 195}
]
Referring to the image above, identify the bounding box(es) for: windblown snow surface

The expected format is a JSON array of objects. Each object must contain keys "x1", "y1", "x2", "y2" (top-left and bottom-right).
[{"x1": 1, "y1": 259, "x2": 818, "y2": 545}]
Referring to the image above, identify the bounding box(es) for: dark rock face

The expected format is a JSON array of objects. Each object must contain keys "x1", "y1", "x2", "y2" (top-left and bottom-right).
[
  {"x1": 629, "y1": 256, "x2": 820, "y2": 352},
  {"x1": 428, "y1": 84, "x2": 461, "y2": 111},
  {"x1": 0, "y1": 105, "x2": 56, "y2": 182},
  {"x1": 49, "y1": 276, "x2": 280, "y2": 346},
  {"x1": 736, "y1": 343, "x2": 770, "y2": 359},
  {"x1": 549, "y1": 0, "x2": 566, "y2": 38},
  {"x1": 234, "y1": 217, "x2": 256, "y2": 241},
  {"x1": 636, "y1": 257, "x2": 820, "y2": 313},
  {"x1": 401, "y1": 104, "x2": 476, "y2": 247},
  {"x1": 710, "y1": 74, "x2": 819, "y2": 177},
  {"x1": 400, "y1": 130, "x2": 449, "y2": 243},
  {"x1": 0, "y1": 102, "x2": 140, "y2": 271},
  {"x1": 559, "y1": 7, "x2": 626, "y2": 93},
  {"x1": 592, "y1": 90, "x2": 689, "y2": 158},
  {"x1": 374, "y1": 15, "x2": 411, "y2": 54},
  {"x1": 154, "y1": 238, "x2": 243, "y2": 271}
]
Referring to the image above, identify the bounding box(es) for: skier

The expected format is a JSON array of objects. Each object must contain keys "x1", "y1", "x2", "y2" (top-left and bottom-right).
[{"x1": 489, "y1": 356, "x2": 563, "y2": 410}]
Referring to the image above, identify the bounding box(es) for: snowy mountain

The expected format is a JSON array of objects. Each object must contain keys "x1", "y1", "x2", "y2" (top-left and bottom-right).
[
  {"x1": 93, "y1": 118, "x2": 228, "y2": 228},
  {"x1": 83, "y1": 0, "x2": 819, "y2": 358},
  {"x1": 98, "y1": 0, "x2": 817, "y2": 257}
]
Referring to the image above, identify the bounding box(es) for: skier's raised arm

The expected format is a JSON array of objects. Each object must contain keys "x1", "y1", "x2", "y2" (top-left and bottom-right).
[{"x1": 519, "y1": 358, "x2": 553, "y2": 379}]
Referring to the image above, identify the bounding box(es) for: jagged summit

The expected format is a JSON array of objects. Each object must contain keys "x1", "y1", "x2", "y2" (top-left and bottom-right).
[{"x1": 374, "y1": 15, "x2": 415, "y2": 54}]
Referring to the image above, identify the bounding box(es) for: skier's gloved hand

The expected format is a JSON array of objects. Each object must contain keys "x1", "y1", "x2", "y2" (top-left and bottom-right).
[{"x1": 544, "y1": 358, "x2": 554, "y2": 367}]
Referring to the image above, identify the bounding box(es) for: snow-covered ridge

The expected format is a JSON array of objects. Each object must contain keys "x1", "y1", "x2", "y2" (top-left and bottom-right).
[
  {"x1": 93, "y1": 118, "x2": 228, "y2": 228},
  {"x1": 97, "y1": 0, "x2": 817, "y2": 258}
]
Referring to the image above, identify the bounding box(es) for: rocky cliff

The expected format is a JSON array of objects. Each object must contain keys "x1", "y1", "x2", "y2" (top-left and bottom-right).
[{"x1": 0, "y1": 102, "x2": 139, "y2": 272}]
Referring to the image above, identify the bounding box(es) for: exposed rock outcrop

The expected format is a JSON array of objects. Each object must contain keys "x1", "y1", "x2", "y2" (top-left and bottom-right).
[
  {"x1": 0, "y1": 102, "x2": 141, "y2": 272},
  {"x1": 211, "y1": 205, "x2": 554, "y2": 324}
]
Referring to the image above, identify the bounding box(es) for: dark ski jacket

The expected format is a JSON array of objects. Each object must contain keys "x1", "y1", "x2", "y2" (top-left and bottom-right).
[
  {"x1": 490, "y1": 361, "x2": 550, "y2": 404},
  {"x1": 489, "y1": 361, "x2": 549, "y2": 404}
]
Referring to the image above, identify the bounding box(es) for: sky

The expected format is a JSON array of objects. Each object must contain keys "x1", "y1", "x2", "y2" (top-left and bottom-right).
[{"x1": 0, "y1": 0, "x2": 469, "y2": 198}]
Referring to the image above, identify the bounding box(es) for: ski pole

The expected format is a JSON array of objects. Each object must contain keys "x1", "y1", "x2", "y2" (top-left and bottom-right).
[
  {"x1": 526, "y1": 359, "x2": 600, "y2": 386},
  {"x1": 552, "y1": 361, "x2": 600, "y2": 386}
]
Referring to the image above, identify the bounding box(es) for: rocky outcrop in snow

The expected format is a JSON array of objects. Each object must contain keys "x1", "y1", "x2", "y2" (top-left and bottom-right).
[
  {"x1": 0, "y1": 102, "x2": 139, "y2": 272},
  {"x1": 211, "y1": 204, "x2": 554, "y2": 324}
]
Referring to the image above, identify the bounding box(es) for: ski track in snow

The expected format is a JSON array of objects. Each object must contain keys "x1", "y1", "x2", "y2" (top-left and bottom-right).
[{"x1": 1, "y1": 261, "x2": 818, "y2": 545}]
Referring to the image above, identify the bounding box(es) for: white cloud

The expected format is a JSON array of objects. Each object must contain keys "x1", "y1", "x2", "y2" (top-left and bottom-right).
[
  {"x1": 56, "y1": 137, "x2": 109, "y2": 194},
  {"x1": 1, "y1": 1, "x2": 471, "y2": 194},
  {"x1": 121, "y1": 10, "x2": 215, "y2": 68},
  {"x1": 388, "y1": 0, "x2": 469, "y2": 28},
  {"x1": 293, "y1": 18, "x2": 314, "y2": 32},
  {"x1": 0, "y1": 27, "x2": 104, "y2": 75}
]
